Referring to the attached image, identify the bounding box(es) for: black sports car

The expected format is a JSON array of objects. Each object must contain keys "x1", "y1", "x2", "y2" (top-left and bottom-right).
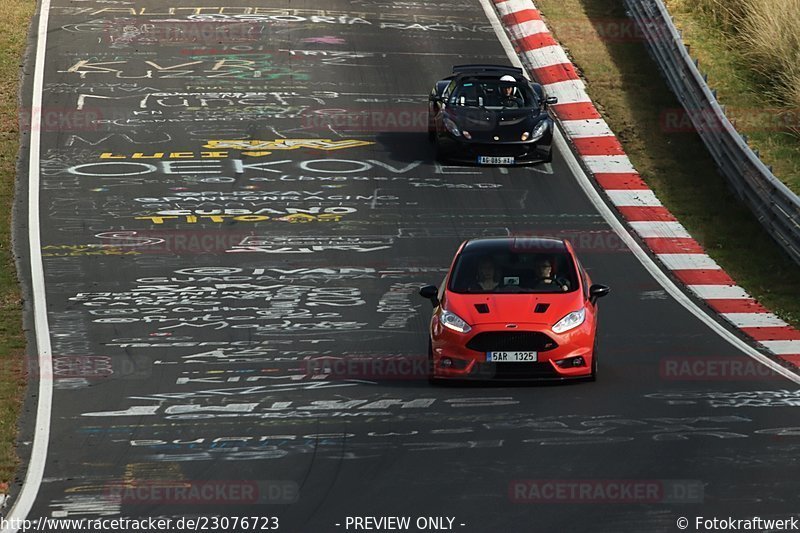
[{"x1": 428, "y1": 64, "x2": 557, "y2": 165}]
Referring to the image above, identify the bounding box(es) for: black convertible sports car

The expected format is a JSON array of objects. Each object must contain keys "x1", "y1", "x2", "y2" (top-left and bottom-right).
[{"x1": 428, "y1": 64, "x2": 557, "y2": 165}]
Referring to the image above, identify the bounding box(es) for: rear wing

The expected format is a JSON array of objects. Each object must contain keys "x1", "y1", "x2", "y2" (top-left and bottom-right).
[{"x1": 452, "y1": 64, "x2": 524, "y2": 76}]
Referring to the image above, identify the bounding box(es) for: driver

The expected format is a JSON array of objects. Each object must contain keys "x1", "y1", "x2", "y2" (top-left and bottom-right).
[
  {"x1": 499, "y1": 74, "x2": 524, "y2": 108},
  {"x1": 532, "y1": 258, "x2": 569, "y2": 291}
]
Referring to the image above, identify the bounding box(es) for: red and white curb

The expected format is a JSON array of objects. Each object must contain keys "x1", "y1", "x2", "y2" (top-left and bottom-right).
[{"x1": 493, "y1": 0, "x2": 800, "y2": 370}]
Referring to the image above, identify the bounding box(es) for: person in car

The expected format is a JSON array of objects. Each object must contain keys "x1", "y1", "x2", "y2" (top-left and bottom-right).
[
  {"x1": 531, "y1": 258, "x2": 570, "y2": 291},
  {"x1": 499, "y1": 74, "x2": 524, "y2": 108},
  {"x1": 470, "y1": 258, "x2": 502, "y2": 291}
]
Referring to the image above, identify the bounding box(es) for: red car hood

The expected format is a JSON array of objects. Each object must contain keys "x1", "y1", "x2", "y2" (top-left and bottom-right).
[{"x1": 444, "y1": 291, "x2": 583, "y2": 327}]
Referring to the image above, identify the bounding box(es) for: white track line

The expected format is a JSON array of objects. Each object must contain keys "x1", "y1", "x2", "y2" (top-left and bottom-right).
[
  {"x1": 5, "y1": 0, "x2": 53, "y2": 529},
  {"x1": 477, "y1": 0, "x2": 800, "y2": 385}
]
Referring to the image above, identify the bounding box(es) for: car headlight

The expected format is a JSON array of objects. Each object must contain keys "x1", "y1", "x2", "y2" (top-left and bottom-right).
[
  {"x1": 440, "y1": 310, "x2": 472, "y2": 334},
  {"x1": 462, "y1": 130, "x2": 472, "y2": 139},
  {"x1": 444, "y1": 117, "x2": 461, "y2": 137},
  {"x1": 552, "y1": 307, "x2": 586, "y2": 334},
  {"x1": 530, "y1": 120, "x2": 549, "y2": 141},
  {"x1": 521, "y1": 131, "x2": 530, "y2": 141}
]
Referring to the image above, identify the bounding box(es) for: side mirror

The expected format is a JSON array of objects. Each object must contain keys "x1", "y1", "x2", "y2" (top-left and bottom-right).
[
  {"x1": 545, "y1": 96, "x2": 558, "y2": 106},
  {"x1": 589, "y1": 284, "x2": 610, "y2": 305},
  {"x1": 429, "y1": 93, "x2": 438, "y2": 102},
  {"x1": 419, "y1": 285, "x2": 439, "y2": 306}
]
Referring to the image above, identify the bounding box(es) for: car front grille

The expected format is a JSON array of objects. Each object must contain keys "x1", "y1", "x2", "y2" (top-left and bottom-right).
[
  {"x1": 471, "y1": 144, "x2": 530, "y2": 157},
  {"x1": 466, "y1": 331, "x2": 558, "y2": 352},
  {"x1": 469, "y1": 362, "x2": 558, "y2": 379}
]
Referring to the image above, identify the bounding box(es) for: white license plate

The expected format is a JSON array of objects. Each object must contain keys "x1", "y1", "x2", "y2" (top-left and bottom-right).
[
  {"x1": 477, "y1": 156, "x2": 515, "y2": 165},
  {"x1": 486, "y1": 351, "x2": 538, "y2": 362}
]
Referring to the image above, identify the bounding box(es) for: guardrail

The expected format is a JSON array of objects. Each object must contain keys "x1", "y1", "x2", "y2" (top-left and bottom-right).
[{"x1": 624, "y1": 0, "x2": 800, "y2": 266}]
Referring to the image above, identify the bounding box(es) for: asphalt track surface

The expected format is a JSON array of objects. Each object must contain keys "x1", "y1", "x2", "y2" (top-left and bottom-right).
[{"x1": 11, "y1": 0, "x2": 800, "y2": 531}]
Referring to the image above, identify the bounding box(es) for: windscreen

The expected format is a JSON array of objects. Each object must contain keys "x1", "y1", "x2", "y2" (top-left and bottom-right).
[
  {"x1": 448, "y1": 246, "x2": 579, "y2": 294},
  {"x1": 448, "y1": 78, "x2": 538, "y2": 109}
]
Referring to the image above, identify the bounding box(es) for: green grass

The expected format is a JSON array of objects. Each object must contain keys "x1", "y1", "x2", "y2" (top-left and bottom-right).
[
  {"x1": 0, "y1": 0, "x2": 35, "y2": 485},
  {"x1": 534, "y1": 0, "x2": 800, "y2": 329},
  {"x1": 664, "y1": 0, "x2": 800, "y2": 193}
]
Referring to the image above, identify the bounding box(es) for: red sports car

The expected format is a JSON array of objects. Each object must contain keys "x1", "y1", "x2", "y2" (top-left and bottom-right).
[{"x1": 419, "y1": 237, "x2": 609, "y2": 381}]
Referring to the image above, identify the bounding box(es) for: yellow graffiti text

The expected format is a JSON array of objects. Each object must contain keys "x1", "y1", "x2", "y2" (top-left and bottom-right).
[
  {"x1": 100, "y1": 151, "x2": 228, "y2": 159},
  {"x1": 203, "y1": 139, "x2": 373, "y2": 151},
  {"x1": 135, "y1": 213, "x2": 346, "y2": 224}
]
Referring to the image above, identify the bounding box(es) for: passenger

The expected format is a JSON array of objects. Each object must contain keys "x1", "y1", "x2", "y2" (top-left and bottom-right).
[{"x1": 470, "y1": 258, "x2": 501, "y2": 291}]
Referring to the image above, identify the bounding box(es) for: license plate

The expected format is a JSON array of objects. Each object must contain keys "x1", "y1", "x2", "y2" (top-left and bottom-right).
[
  {"x1": 477, "y1": 156, "x2": 515, "y2": 165},
  {"x1": 486, "y1": 351, "x2": 538, "y2": 362}
]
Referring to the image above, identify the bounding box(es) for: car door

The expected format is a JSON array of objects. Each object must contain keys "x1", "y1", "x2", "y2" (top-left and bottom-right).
[{"x1": 431, "y1": 79, "x2": 456, "y2": 134}]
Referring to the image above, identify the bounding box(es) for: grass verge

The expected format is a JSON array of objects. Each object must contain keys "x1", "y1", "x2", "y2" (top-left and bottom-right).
[
  {"x1": 0, "y1": 0, "x2": 35, "y2": 485},
  {"x1": 664, "y1": 0, "x2": 800, "y2": 194},
  {"x1": 533, "y1": 0, "x2": 800, "y2": 329}
]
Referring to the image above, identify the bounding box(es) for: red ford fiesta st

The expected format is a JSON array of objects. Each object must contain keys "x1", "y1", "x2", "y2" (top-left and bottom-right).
[{"x1": 419, "y1": 237, "x2": 609, "y2": 381}]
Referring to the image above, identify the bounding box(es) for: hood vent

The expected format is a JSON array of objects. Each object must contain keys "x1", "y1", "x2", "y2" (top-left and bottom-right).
[
  {"x1": 534, "y1": 303, "x2": 550, "y2": 314},
  {"x1": 474, "y1": 303, "x2": 490, "y2": 314}
]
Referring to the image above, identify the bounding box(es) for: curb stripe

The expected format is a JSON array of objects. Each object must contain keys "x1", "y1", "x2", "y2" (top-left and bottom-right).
[
  {"x1": 707, "y1": 299, "x2": 770, "y2": 314},
  {"x1": 742, "y1": 327, "x2": 800, "y2": 341},
  {"x1": 501, "y1": 9, "x2": 541, "y2": 26},
  {"x1": 531, "y1": 63, "x2": 580, "y2": 85},
  {"x1": 657, "y1": 254, "x2": 720, "y2": 270},
  {"x1": 561, "y1": 119, "x2": 614, "y2": 138},
  {"x1": 522, "y1": 46, "x2": 572, "y2": 69},
  {"x1": 508, "y1": 20, "x2": 549, "y2": 40},
  {"x1": 606, "y1": 189, "x2": 663, "y2": 207},
  {"x1": 551, "y1": 102, "x2": 602, "y2": 120},
  {"x1": 630, "y1": 221, "x2": 691, "y2": 238},
  {"x1": 542, "y1": 79, "x2": 591, "y2": 104},
  {"x1": 594, "y1": 172, "x2": 648, "y2": 190},
  {"x1": 722, "y1": 313, "x2": 789, "y2": 328},
  {"x1": 760, "y1": 340, "x2": 800, "y2": 355},
  {"x1": 673, "y1": 269, "x2": 735, "y2": 285},
  {"x1": 582, "y1": 155, "x2": 635, "y2": 174},
  {"x1": 495, "y1": 0, "x2": 533, "y2": 13},
  {"x1": 644, "y1": 237, "x2": 705, "y2": 254},
  {"x1": 780, "y1": 355, "x2": 800, "y2": 365},
  {"x1": 687, "y1": 285, "x2": 750, "y2": 300},
  {"x1": 618, "y1": 206, "x2": 677, "y2": 222},
  {"x1": 572, "y1": 135, "x2": 626, "y2": 156},
  {"x1": 517, "y1": 32, "x2": 559, "y2": 51}
]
